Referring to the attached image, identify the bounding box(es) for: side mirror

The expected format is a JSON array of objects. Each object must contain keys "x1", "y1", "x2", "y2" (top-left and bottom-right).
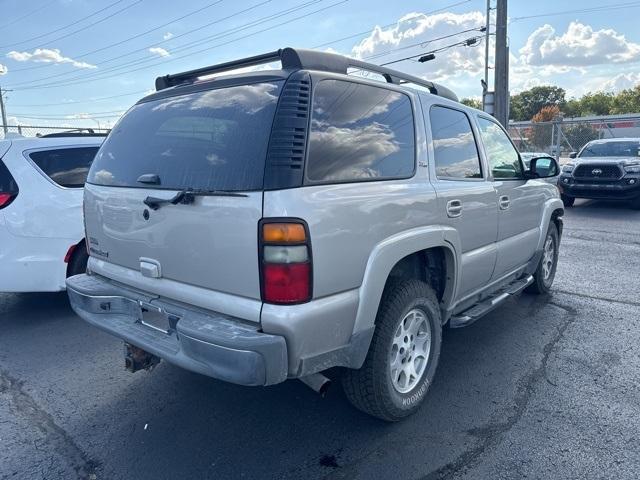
[
  {"x1": 528, "y1": 156, "x2": 559, "y2": 179},
  {"x1": 569, "y1": 152, "x2": 577, "y2": 159}
]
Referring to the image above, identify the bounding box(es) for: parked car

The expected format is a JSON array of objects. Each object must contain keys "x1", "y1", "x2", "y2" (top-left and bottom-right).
[
  {"x1": 558, "y1": 138, "x2": 640, "y2": 208},
  {"x1": 520, "y1": 152, "x2": 549, "y2": 167},
  {"x1": 66, "y1": 48, "x2": 563, "y2": 421},
  {"x1": 0, "y1": 132, "x2": 104, "y2": 292}
]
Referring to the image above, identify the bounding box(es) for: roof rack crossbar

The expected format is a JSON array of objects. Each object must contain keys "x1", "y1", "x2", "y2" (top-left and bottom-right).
[{"x1": 154, "y1": 47, "x2": 458, "y2": 102}]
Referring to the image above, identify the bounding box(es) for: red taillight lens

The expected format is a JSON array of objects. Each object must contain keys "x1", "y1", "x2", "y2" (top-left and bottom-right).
[
  {"x1": 263, "y1": 263, "x2": 310, "y2": 304},
  {"x1": 260, "y1": 220, "x2": 312, "y2": 304},
  {"x1": 0, "y1": 193, "x2": 15, "y2": 209}
]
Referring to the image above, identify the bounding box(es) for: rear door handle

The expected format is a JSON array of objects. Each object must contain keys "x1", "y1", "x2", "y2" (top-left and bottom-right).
[
  {"x1": 499, "y1": 195, "x2": 510, "y2": 210},
  {"x1": 446, "y1": 199, "x2": 463, "y2": 218}
]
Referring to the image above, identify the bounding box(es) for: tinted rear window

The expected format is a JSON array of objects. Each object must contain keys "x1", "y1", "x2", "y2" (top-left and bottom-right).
[
  {"x1": 430, "y1": 106, "x2": 482, "y2": 179},
  {"x1": 88, "y1": 81, "x2": 284, "y2": 191},
  {"x1": 306, "y1": 79, "x2": 415, "y2": 183},
  {"x1": 0, "y1": 160, "x2": 18, "y2": 193},
  {"x1": 29, "y1": 147, "x2": 99, "y2": 188}
]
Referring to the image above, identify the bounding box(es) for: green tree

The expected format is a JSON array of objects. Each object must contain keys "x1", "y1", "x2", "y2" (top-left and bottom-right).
[
  {"x1": 564, "y1": 91, "x2": 614, "y2": 117},
  {"x1": 461, "y1": 98, "x2": 482, "y2": 109},
  {"x1": 510, "y1": 86, "x2": 566, "y2": 121},
  {"x1": 611, "y1": 85, "x2": 640, "y2": 114}
]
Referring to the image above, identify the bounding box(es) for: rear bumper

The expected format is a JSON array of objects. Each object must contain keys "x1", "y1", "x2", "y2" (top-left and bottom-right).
[{"x1": 66, "y1": 274, "x2": 288, "y2": 386}]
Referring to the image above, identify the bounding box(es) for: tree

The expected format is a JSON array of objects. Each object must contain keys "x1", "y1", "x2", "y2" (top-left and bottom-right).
[
  {"x1": 460, "y1": 98, "x2": 482, "y2": 109},
  {"x1": 510, "y1": 86, "x2": 566, "y2": 121},
  {"x1": 611, "y1": 85, "x2": 640, "y2": 114},
  {"x1": 528, "y1": 105, "x2": 560, "y2": 150},
  {"x1": 564, "y1": 91, "x2": 614, "y2": 117}
]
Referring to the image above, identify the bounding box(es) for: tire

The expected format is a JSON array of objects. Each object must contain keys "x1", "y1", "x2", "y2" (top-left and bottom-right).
[
  {"x1": 67, "y1": 244, "x2": 89, "y2": 277},
  {"x1": 561, "y1": 194, "x2": 575, "y2": 207},
  {"x1": 526, "y1": 222, "x2": 559, "y2": 294},
  {"x1": 341, "y1": 279, "x2": 442, "y2": 422}
]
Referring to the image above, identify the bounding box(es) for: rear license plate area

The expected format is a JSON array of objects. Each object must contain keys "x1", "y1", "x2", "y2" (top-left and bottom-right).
[{"x1": 139, "y1": 303, "x2": 172, "y2": 334}]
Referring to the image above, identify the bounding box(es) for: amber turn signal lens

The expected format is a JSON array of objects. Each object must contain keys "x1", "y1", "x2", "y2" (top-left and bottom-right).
[{"x1": 263, "y1": 223, "x2": 306, "y2": 243}]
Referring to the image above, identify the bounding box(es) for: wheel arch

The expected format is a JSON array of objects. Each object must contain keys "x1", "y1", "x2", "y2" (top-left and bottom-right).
[{"x1": 353, "y1": 226, "x2": 461, "y2": 335}]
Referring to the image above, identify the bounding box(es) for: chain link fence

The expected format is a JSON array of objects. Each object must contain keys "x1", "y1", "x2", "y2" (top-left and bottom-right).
[
  {"x1": 1, "y1": 124, "x2": 111, "y2": 140},
  {"x1": 509, "y1": 114, "x2": 640, "y2": 164}
]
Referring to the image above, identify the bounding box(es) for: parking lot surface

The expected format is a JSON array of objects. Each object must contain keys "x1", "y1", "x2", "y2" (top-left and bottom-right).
[{"x1": 1, "y1": 199, "x2": 639, "y2": 480}]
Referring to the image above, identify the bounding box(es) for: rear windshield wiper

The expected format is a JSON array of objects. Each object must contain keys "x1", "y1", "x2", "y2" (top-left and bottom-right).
[{"x1": 143, "y1": 188, "x2": 248, "y2": 210}]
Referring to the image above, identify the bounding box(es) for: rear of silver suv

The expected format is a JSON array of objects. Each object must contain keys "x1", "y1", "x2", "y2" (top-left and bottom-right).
[{"x1": 68, "y1": 47, "x2": 562, "y2": 421}]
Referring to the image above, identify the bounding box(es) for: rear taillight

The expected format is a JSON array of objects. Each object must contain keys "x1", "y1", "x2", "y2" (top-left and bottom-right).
[
  {"x1": 260, "y1": 220, "x2": 312, "y2": 304},
  {"x1": 0, "y1": 192, "x2": 16, "y2": 209},
  {"x1": 0, "y1": 160, "x2": 18, "y2": 210}
]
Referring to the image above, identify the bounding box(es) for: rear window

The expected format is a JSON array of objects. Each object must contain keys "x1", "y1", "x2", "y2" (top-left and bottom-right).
[
  {"x1": 306, "y1": 79, "x2": 415, "y2": 183},
  {"x1": 0, "y1": 160, "x2": 18, "y2": 193},
  {"x1": 88, "y1": 81, "x2": 284, "y2": 191},
  {"x1": 29, "y1": 147, "x2": 99, "y2": 188}
]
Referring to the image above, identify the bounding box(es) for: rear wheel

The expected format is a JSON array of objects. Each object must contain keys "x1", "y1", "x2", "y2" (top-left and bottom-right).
[
  {"x1": 341, "y1": 279, "x2": 442, "y2": 421},
  {"x1": 526, "y1": 222, "x2": 559, "y2": 294},
  {"x1": 561, "y1": 194, "x2": 575, "y2": 207},
  {"x1": 67, "y1": 245, "x2": 89, "y2": 277}
]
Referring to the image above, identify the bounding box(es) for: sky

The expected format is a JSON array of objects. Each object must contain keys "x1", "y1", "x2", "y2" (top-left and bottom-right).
[{"x1": 0, "y1": 0, "x2": 639, "y2": 128}]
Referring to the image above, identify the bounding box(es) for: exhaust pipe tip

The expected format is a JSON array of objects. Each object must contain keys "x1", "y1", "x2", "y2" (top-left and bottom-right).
[{"x1": 299, "y1": 373, "x2": 331, "y2": 397}]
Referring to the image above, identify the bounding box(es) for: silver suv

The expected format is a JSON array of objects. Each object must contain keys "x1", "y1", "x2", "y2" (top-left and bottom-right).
[{"x1": 67, "y1": 48, "x2": 563, "y2": 421}]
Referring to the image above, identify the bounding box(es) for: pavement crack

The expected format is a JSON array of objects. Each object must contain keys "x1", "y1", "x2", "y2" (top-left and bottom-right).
[
  {"x1": 554, "y1": 289, "x2": 640, "y2": 308},
  {"x1": 0, "y1": 368, "x2": 100, "y2": 480},
  {"x1": 419, "y1": 301, "x2": 578, "y2": 480}
]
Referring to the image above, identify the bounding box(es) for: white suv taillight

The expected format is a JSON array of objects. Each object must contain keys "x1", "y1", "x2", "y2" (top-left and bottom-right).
[{"x1": 260, "y1": 220, "x2": 312, "y2": 304}]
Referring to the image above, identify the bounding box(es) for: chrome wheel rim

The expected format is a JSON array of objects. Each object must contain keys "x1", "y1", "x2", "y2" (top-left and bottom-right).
[
  {"x1": 542, "y1": 234, "x2": 555, "y2": 282},
  {"x1": 389, "y1": 308, "x2": 431, "y2": 394}
]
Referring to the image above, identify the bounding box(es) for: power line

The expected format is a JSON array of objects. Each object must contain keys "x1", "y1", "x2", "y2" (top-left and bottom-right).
[
  {"x1": 9, "y1": 0, "x2": 344, "y2": 91},
  {"x1": 0, "y1": 0, "x2": 57, "y2": 30},
  {"x1": 7, "y1": 90, "x2": 149, "y2": 108},
  {"x1": 0, "y1": 0, "x2": 128, "y2": 49},
  {"x1": 9, "y1": 0, "x2": 230, "y2": 73},
  {"x1": 311, "y1": 0, "x2": 472, "y2": 49},
  {"x1": 379, "y1": 34, "x2": 486, "y2": 66},
  {"x1": 7, "y1": 0, "x2": 302, "y2": 88},
  {"x1": 510, "y1": 1, "x2": 640, "y2": 22},
  {"x1": 11, "y1": 109, "x2": 128, "y2": 118}
]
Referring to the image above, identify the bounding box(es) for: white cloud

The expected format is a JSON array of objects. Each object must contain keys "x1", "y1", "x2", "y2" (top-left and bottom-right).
[
  {"x1": 149, "y1": 47, "x2": 170, "y2": 57},
  {"x1": 599, "y1": 72, "x2": 640, "y2": 92},
  {"x1": 163, "y1": 32, "x2": 174, "y2": 40},
  {"x1": 519, "y1": 22, "x2": 640, "y2": 67},
  {"x1": 0, "y1": 63, "x2": 7, "y2": 75},
  {"x1": 351, "y1": 11, "x2": 486, "y2": 80},
  {"x1": 6, "y1": 48, "x2": 96, "y2": 69}
]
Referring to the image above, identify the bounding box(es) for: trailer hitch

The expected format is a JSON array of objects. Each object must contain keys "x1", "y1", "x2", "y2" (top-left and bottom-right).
[{"x1": 124, "y1": 343, "x2": 160, "y2": 372}]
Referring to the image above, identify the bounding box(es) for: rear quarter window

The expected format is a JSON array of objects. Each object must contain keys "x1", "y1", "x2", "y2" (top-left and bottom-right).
[
  {"x1": 29, "y1": 147, "x2": 99, "y2": 188},
  {"x1": 305, "y1": 79, "x2": 415, "y2": 183},
  {"x1": 0, "y1": 160, "x2": 18, "y2": 192}
]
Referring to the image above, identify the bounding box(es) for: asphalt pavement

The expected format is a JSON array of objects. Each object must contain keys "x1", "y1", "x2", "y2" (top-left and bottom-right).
[{"x1": 1, "y1": 199, "x2": 639, "y2": 480}]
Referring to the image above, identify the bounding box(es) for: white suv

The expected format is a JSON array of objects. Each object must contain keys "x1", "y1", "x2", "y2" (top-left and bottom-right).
[{"x1": 0, "y1": 132, "x2": 104, "y2": 292}]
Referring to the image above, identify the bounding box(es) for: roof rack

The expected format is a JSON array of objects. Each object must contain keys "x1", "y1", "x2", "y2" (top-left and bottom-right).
[
  {"x1": 154, "y1": 47, "x2": 458, "y2": 102},
  {"x1": 39, "y1": 128, "x2": 109, "y2": 138}
]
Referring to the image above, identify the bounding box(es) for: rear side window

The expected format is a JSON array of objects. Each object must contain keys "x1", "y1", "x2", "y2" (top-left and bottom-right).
[
  {"x1": 29, "y1": 147, "x2": 99, "y2": 188},
  {"x1": 0, "y1": 160, "x2": 18, "y2": 193},
  {"x1": 306, "y1": 79, "x2": 415, "y2": 183},
  {"x1": 430, "y1": 106, "x2": 482, "y2": 179},
  {"x1": 88, "y1": 81, "x2": 284, "y2": 191}
]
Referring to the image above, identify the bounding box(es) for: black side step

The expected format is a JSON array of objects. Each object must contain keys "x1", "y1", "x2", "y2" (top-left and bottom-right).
[{"x1": 449, "y1": 275, "x2": 534, "y2": 328}]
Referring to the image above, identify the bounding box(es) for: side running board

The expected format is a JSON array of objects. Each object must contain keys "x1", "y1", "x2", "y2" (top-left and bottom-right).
[{"x1": 449, "y1": 275, "x2": 534, "y2": 328}]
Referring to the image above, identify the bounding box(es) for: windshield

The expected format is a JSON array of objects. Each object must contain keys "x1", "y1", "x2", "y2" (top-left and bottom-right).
[
  {"x1": 87, "y1": 81, "x2": 284, "y2": 191},
  {"x1": 579, "y1": 141, "x2": 640, "y2": 158}
]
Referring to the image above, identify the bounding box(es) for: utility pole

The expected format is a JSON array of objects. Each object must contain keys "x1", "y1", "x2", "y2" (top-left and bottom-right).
[
  {"x1": 483, "y1": 0, "x2": 491, "y2": 93},
  {"x1": 0, "y1": 86, "x2": 8, "y2": 135},
  {"x1": 493, "y1": 0, "x2": 509, "y2": 127}
]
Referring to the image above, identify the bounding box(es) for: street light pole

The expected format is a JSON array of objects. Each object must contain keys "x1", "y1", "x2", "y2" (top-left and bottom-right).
[
  {"x1": 0, "y1": 86, "x2": 8, "y2": 135},
  {"x1": 493, "y1": 0, "x2": 509, "y2": 126}
]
